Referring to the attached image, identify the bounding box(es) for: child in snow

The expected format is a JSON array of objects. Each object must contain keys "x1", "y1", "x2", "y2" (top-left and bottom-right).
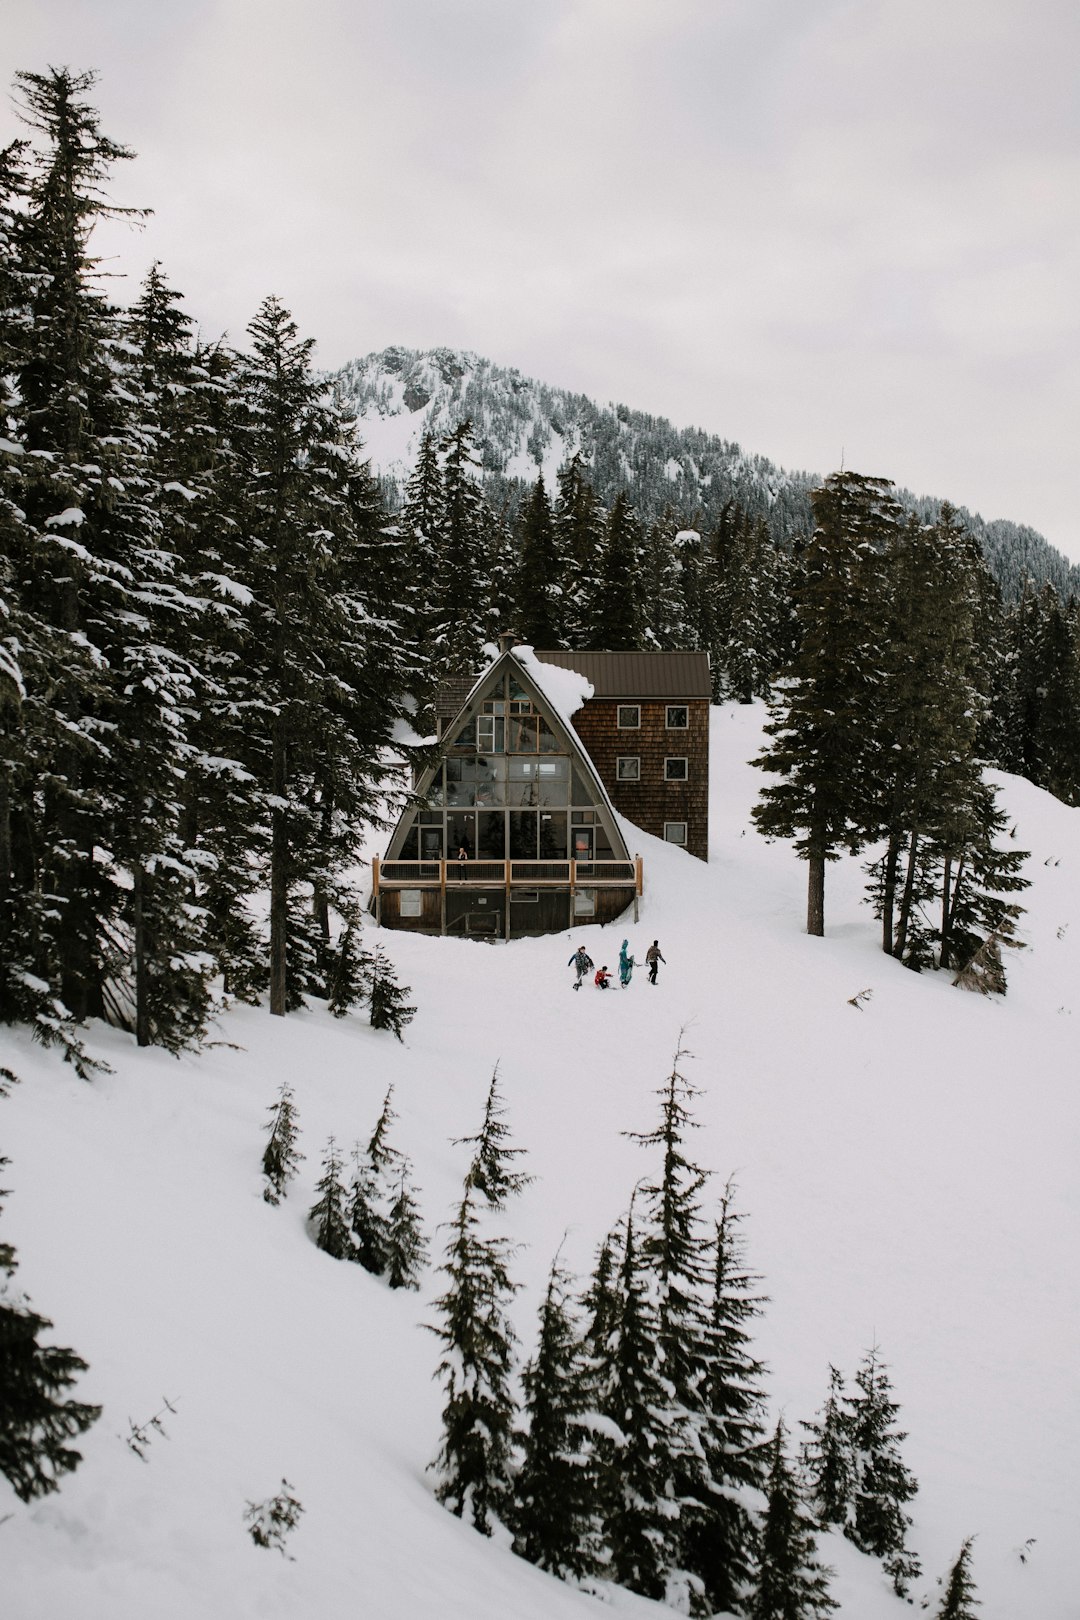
[
  {"x1": 568, "y1": 944, "x2": 593, "y2": 990},
  {"x1": 618, "y1": 939, "x2": 634, "y2": 987},
  {"x1": 595, "y1": 965, "x2": 612, "y2": 989}
]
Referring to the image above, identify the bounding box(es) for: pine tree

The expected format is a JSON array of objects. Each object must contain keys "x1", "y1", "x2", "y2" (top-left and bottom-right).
[
  {"x1": 512, "y1": 1251, "x2": 598, "y2": 1580},
  {"x1": 934, "y1": 1536, "x2": 980, "y2": 1619},
  {"x1": 0, "y1": 1161, "x2": 101, "y2": 1499},
  {"x1": 844, "y1": 1346, "x2": 921, "y2": 1595},
  {"x1": 753, "y1": 471, "x2": 901, "y2": 936},
  {"x1": 693, "y1": 1181, "x2": 771, "y2": 1614},
  {"x1": 429, "y1": 1180, "x2": 520, "y2": 1534},
  {"x1": 430, "y1": 419, "x2": 498, "y2": 675},
  {"x1": 516, "y1": 474, "x2": 564, "y2": 646},
  {"x1": 585, "y1": 491, "x2": 644, "y2": 650},
  {"x1": 626, "y1": 1036, "x2": 725, "y2": 1612},
  {"x1": 384, "y1": 1158, "x2": 428, "y2": 1290},
  {"x1": 597, "y1": 1201, "x2": 681, "y2": 1602},
  {"x1": 554, "y1": 454, "x2": 605, "y2": 645},
  {"x1": 261, "y1": 1081, "x2": 304, "y2": 1204},
  {"x1": 801, "y1": 1365, "x2": 856, "y2": 1530},
  {"x1": 367, "y1": 944, "x2": 416, "y2": 1041},
  {"x1": 749, "y1": 1419, "x2": 837, "y2": 1620},
  {"x1": 308, "y1": 1137, "x2": 353, "y2": 1260},
  {"x1": 456, "y1": 1065, "x2": 533, "y2": 1210},
  {"x1": 348, "y1": 1085, "x2": 400, "y2": 1275}
]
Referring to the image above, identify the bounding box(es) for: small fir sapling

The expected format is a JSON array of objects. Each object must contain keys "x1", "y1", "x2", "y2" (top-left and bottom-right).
[
  {"x1": 428, "y1": 1180, "x2": 522, "y2": 1535},
  {"x1": 367, "y1": 944, "x2": 416, "y2": 1040},
  {"x1": 384, "y1": 1158, "x2": 429, "y2": 1290},
  {"x1": 327, "y1": 917, "x2": 371, "y2": 1018},
  {"x1": 511, "y1": 1250, "x2": 599, "y2": 1582},
  {"x1": 457, "y1": 1063, "x2": 533, "y2": 1210},
  {"x1": 308, "y1": 1137, "x2": 353, "y2": 1260},
  {"x1": 244, "y1": 1478, "x2": 304, "y2": 1558},
  {"x1": 934, "y1": 1537, "x2": 981, "y2": 1620},
  {"x1": 261, "y1": 1081, "x2": 304, "y2": 1204},
  {"x1": 124, "y1": 1396, "x2": 178, "y2": 1460},
  {"x1": 801, "y1": 1365, "x2": 856, "y2": 1530},
  {"x1": 349, "y1": 1084, "x2": 401, "y2": 1275},
  {"x1": 0, "y1": 1162, "x2": 102, "y2": 1500},
  {"x1": 749, "y1": 1418, "x2": 837, "y2": 1620},
  {"x1": 844, "y1": 1345, "x2": 921, "y2": 1596}
]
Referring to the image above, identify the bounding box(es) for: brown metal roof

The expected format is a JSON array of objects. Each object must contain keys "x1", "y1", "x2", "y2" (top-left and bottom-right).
[{"x1": 532, "y1": 650, "x2": 712, "y2": 699}]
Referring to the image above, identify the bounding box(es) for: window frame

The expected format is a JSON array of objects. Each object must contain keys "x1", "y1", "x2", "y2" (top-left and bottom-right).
[
  {"x1": 399, "y1": 889, "x2": 423, "y2": 917},
  {"x1": 665, "y1": 704, "x2": 689, "y2": 730},
  {"x1": 616, "y1": 755, "x2": 641, "y2": 782},
  {"x1": 616, "y1": 704, "x2": 641, "y2": 729},
  {"x1": 663, "y1": 822, "x2": 688, "y2": 846},
  {"x1": 573, "y1": 889, "x2": 597, "y2": 916},
  {"x1": 664, "y1": 756, "x2": 689, "y2": 782}
]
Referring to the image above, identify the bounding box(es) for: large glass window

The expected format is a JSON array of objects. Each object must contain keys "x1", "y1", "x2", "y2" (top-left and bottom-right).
[
  {"x1": 509, "y1": 812, "x2": 538, "y2": 859},
  {"x1": 447, "y1": 812, "x2": 476, "y2": 858},
  {"x1": 477, "y1": 812, "x2": 505, "y2": 859},
  {"x1": 447, "y1": 755, "x2": 505, "y2": 806},
  {"x1": 508, "y1": 758, "x2": 569, "y2": 806},
  {"x1": 508, "y1": 715, "x2": 539, "y2": 752},
  {"x1": 538, "y1": 812, "x2": 567, "y2": 859}
]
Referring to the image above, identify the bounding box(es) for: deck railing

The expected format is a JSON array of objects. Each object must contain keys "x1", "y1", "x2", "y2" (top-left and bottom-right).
[{"x1": 374, "y1": 856, "x2": 642, "y2": 893}]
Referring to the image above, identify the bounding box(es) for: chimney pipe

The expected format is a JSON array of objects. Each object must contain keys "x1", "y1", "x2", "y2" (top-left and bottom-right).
[{"x1": 498, "y1": 632, "x2": 518, "y2": 654}]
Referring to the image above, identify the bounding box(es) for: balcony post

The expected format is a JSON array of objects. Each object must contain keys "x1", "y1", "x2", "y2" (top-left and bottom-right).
[{"x1": 440, "y1": 859, "x2": 447, "y2": 937}]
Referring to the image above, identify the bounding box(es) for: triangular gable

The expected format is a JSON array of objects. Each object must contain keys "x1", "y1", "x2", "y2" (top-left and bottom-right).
[{"x1": 384, "y1": 647, "x2": 631, "y2": 861}]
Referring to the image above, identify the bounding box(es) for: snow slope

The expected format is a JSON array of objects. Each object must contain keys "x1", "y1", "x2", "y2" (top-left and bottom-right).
[{"x1": 3, "y1": 704, "x2": 1078, "y2": 1619}]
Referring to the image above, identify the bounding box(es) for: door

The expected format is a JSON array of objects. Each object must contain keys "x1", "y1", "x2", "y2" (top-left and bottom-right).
[{"x1": 572, "y1": 826, "x2": 594, "y2": 862}]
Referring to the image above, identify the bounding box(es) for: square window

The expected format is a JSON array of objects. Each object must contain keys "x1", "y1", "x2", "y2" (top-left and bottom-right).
[
  {"x1": 617, "y1": 705, "x2": 641, "y2": 729},
  {"x1": 400, "y1": 889, "x2": 423, "y2": 917},
  {"x1": 616, "y1": 756, "x2": 640, "y2": 782},
  {"x1": 573, "y1": 890, "x2": 596, "y2": 916},
  {"x1": 664, "y1": 757, "x2": 689, "y2": 781},
  {"x1": 663, "y1": 822, "x2": 688, "y2": 846},
  {"x1": 666, "y1": 705, "x2": 689, "y2": 729}
]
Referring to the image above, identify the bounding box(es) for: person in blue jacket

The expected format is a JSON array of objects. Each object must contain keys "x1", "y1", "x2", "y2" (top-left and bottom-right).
[
  {"x1": 568, "y1": 944, "x2": 593, "y2": 990},
  {"x1": 618, "y1": 939, "x2": 634, "y2": 987}
]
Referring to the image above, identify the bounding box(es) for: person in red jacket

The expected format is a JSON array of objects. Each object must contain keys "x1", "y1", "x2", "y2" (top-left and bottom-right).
[{"x1": 594, "y1": 965, "x2": 612, "y2": 989}]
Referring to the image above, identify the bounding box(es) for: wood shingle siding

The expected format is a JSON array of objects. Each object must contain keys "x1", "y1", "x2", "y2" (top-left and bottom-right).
[{"x1": 568, "y1": 697, "x2": 709, "y2": 861}]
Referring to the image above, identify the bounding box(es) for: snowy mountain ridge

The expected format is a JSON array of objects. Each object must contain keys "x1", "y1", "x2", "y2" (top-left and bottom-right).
[
  {"x1": 2, "y1": 703, "x2": 1077, "y2": 1620},
  {"x1": 331, "y1": 346, "x2": 1080, "y2": 600}
]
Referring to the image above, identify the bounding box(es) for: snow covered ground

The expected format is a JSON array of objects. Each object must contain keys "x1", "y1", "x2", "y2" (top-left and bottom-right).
[{"x1": 3, "y1": 703, "x2": 1077, "y2": 1619}]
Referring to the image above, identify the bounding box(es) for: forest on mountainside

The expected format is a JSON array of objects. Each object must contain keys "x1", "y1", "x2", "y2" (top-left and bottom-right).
[{"x1": 332, "y1": 345, "x2": 1080, "y2": 603}]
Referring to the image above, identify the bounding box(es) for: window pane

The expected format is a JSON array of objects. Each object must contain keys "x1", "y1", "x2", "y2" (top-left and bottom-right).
[
  {"x1": 574, "y1": 889, "x2": 596, "y2": 915},
  {"x1": 616, "y1": 756, "x2": 640, "y2": 781},
  {"x1": 666, "y1": 705, "x2": 689, "y2": 728},
  {"x1": 509, "y1": 812, "x2": 537, "y2": 859},
  {"x1": 538, "y1": 719, "x2": 559, "y2": 752},
  {"x1": 664, "y1": 822, "x2": 688, "y2": 845},
  {"x1": 477, "y1": 812, "x2": 505, "y2": 858},
  {"x1": 419, "y1": 824, "x2": 443, "y2": 859},
  {"x1": 399, "y1": 824, "x2": 418, "y2": 859},
  {"x1": 617, "y1": 705, "x2": 640, "y2": 728},
  {"x1": 508, "y1": 716, "x2": 538, "y2": 752},
  {"x1": 400, "y1": 890, "x2": 423, "y2": 917},
  {"x1": 664, "y1": 757, "x2": 689, "y2": 781},
  {"x1": 538, "y1": 813, "x2": 567, "y2": 858},
  {"x1": 448, "y1": 812, "x2": 476, "y2": 858},
  {"x1": 572, "y1": 768, "x2": 595, "y2": 805},
  {"x1": 452, "y1": 718, "x2": 476, "y2": 746}
]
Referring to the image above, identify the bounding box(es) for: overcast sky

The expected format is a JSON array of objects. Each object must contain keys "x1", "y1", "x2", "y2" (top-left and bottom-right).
[{"x1": 6, "y1": 0, "x2": 1079, "y2": 560}]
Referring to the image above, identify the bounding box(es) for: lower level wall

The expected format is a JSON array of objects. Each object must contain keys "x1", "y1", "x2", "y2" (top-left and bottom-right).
[{"x1": 375, "y1": 885, "x2": 634, "y2": 939}]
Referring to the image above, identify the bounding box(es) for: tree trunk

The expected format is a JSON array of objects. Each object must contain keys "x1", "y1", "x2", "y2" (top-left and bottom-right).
[
  {"x1": 133, "y1": 863, "x2": 151, "y2": 1047},
  {"x1": 807, "y1": 851, "x2": 825, "y2": 937},
  {"x1": 940, "y1": 855, "x2": 953, "y2": 970},
  {"x1": 881, "y1": 832, "x2": 901, "y2": 955},
  {"x1": 894, "y1": 829, "x2": 920, "y2": 964},
  {"x1": 269, "y1": 725, "x2": 288, "y2": 1017}
]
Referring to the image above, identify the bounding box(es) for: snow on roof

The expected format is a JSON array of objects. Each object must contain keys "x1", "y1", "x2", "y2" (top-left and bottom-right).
[{"x1": 511, "y1": 643, "x2": 593, "y2": 726}]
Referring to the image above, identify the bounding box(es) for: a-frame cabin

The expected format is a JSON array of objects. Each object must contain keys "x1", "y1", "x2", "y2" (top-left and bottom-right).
[{"x1": 373, "y1": 645, "x2": 641, "y2": 939}]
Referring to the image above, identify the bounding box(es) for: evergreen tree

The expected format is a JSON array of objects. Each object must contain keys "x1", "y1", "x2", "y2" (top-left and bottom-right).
[
  {"x1": 308, "y1": 1137, "x2": 353, "y2": 1260},
  {"x1": 512, "y1": 1251, "x2": 598, "y2": 1580},
  {"x1": 801, "y1": 1365, "x2": 856, "y2": 1530},
  {"x1": 261, "y1": 1081, "x2": 304, "y2": 1205},
  {"x1": 515, "y1": 474, "x2": 564, "y2": 646},
  {"x1": 753, "y1": 472, "x2": 901, "y2": 936},
  {"x1": 456, "y1": 1065, "x2": 533, "y2": 1210},
  {"x1": 367, "y1": 944, "x2": 416, "y2": 1041},
  {"x1": 431, "y1": 419, "x2": 498, "y2": 674},
  {"x1": 0, "y1": 1162, "x2": 101, "y2": 1499},
  {"x1": 641, "y1": 513, "x2": 685, "y2": 649},
  {"x1": 844, "y1": 1346, "x2": 921, "y2": 1596},
  {"x1": 693, "y1": 1180, "x2": 771, "y2": 1614},
  {"x1": 226, "y1": 296, "x2": 411, "y2": 1017},
  {"x1": 384, "y1": 1158, "x2": 428, "y2": 1291},
  {"x1": 940, "y1": 780, "x2": 1028, "y2": 988},
  {"x1": 626, "y1": 1036, "x2": 726, "y2": 1611},
  {"x1": 597, "y1": 1201, "x2": 681, "y2": 1603},
  {"x1": 348, "y1": 1084, "x2": 401, "y2": 1275},
  {"x1": 429, "y1": 1179, "x2": 520, "y2": 1534},
  {"x1": 749, "y1": 1419, "x2": 837, "y2": 1620},
  {"x1": 585, "y1": 491, "x2": 644, "y2": 650},
  {"x1": 554, "y1": 454, "x2": 605, "y2": 645},
  {"x1": 934, "y1": 1536, "x2": 980, "y2": 1619}
]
